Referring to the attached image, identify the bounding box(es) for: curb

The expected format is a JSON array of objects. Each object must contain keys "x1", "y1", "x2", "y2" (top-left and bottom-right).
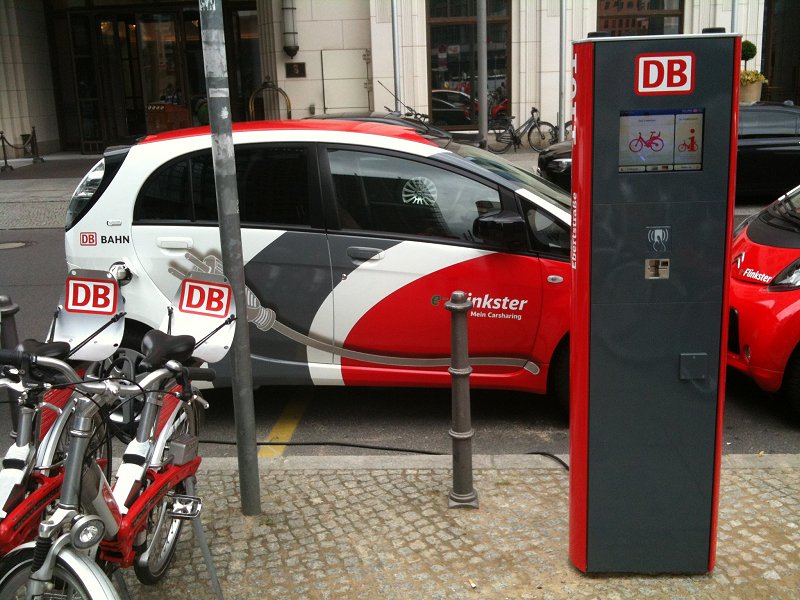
[{"x1": 196, "y1": 452, "x2": 800, "y2": 472}]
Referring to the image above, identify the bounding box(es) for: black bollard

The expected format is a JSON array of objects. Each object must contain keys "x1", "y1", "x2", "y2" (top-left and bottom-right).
[
  {"x1": 0, "y1": 295, "x2": 21, "y2": 438},
  {"x1": 446, "y1": 290, "x2": 478, "y2": 508}
]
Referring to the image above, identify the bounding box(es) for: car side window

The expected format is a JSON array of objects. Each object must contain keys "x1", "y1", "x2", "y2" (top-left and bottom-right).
[
  {"x1": 134, "y1": 146, "x2": 310, "y2": 226},
  {"x1": 327, "y1": 149, "x2": 501, "y2": 244},
  {"x1": 525, "y1": 203, "x2": 569, "y2": 258}
]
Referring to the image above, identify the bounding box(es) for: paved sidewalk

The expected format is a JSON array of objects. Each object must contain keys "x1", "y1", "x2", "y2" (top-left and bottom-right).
[
  {"x1": 117, "y1": 454, "x2": 800, "y2": 600},
  {"x1": 0, "y1": 154, "x2": 99, "y2": 230}
]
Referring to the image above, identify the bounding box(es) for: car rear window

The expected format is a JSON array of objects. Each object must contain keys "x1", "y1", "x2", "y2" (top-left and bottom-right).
[
  {"x1": 134, "y1": 145, "x2": 311, "y2": 226},
  {"x1": 739, "y1": 108, "x2": 800, "y2": 137}
]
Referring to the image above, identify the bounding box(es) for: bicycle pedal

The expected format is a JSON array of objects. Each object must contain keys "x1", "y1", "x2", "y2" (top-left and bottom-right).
[{"x1": 168, "y1": 493, "x2": 202, "y2": 520}]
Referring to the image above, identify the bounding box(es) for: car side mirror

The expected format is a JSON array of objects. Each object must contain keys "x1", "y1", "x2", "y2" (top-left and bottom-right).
[{"x1": 474, "y1": 210, "x2": 527, "y2": 250}]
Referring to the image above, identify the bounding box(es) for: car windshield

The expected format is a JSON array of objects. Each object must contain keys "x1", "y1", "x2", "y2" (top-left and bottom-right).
[
  {"x1": 766, "y1": 185, "x2": 800, "y2": 229},
  {"x1": 439, "y1": 141, "x2": 571, "y2": 212}
]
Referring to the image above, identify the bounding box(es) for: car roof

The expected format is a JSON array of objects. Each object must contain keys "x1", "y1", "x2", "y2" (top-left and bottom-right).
[
  {"x1": 139, "y1": 119, "x2": 438, "y2": 147},
  {"x1": 307, "y1": 111, "x2": 451, "y2": 138}
]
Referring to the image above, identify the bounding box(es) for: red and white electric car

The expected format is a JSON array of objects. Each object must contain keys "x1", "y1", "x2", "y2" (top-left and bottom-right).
[
  {"x1": 65, "y1": 120, "x2": 571, "y2": 405},
  {"x1": 729, "y1": 184, "x2": 800, "y2": 415}
]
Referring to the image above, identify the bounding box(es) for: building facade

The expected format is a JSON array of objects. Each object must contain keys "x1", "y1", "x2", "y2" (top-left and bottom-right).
[{"x1": 0, "y1": 0, "x2": 794, "y2": 157}]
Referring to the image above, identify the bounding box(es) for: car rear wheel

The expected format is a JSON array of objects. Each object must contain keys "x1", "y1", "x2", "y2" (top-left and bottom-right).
[{"x1": 780, "y1": 348, "x2": 800, "y2": 417}]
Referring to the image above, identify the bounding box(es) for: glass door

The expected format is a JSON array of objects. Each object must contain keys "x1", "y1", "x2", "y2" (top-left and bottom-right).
[
  {"x1": 98, "y1": 14, "x2": 145, "y2": 142},
  {"x1": 138, "y1": 13, "x2": 192, "y2": 134}
]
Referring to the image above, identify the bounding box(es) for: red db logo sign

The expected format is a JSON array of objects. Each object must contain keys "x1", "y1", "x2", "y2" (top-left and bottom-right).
[
  {"x1": 179, "y1": 280, "x2": 232, "y2": 318},
  {"x1": 65, "y1": 278, "x2": 118, "y2": 315},
  {"x1": 79, "y1": 232, "x2": 97, "y2": 246},
  {"x1": 635, "y1": 53, "x2": 695, "y2": 95}
]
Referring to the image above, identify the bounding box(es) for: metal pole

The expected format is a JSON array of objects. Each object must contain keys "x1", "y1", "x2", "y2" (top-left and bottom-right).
[
  {"x1": 391, "y1": 0, "x2": 401, "y2": 112},
  {"x1": 446, "y1": 291, "x2": 478, "y2": 509},
  {"x1": 477, "y1": 0, "x2": 488, "y2": 148},
  {"x1": 558, "y1": 0, "x2": 567, "y2": 141},
  {"x1": 0, "y1": 132, "x2": 13, "y2": 172},
  {"x1": 31, "y1": 127, "x2": 44, "y2": 164},
  {"x1": 198, "y1": 0, "x2": 261, "y2": 515},
  {"x1": 0, "y1": 295, "x2": 21, "y2": 438},
  {"x1": 731, "y1": 0, "x2": 738, "y2": 33}
]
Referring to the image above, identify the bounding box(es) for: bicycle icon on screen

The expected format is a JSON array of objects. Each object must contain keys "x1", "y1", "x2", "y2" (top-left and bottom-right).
[
  {"x1": 679, "y1": 128, "x2": 698, "y2": 152},
  {"x1": 629, "y1": 131, "x2": 664, "y2": 153}
]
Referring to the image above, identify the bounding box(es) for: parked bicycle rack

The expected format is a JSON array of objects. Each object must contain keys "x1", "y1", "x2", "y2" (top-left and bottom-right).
[
  {"x1": 248, "y1": 77, "x2": 292, "y2": 121},
  {"x1": 0, "y1": 127, "x2": 44, "y2": 172}
]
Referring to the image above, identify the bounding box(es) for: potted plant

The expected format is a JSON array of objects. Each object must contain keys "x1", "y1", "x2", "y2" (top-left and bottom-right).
[{"x1": 740, "y1": 40, "x2": 768, "y2": 103}]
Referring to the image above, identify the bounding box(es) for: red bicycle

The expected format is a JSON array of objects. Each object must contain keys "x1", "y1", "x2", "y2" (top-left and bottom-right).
[{"x1": 629, "y1": 131, "x2": 664, "y2": 152}]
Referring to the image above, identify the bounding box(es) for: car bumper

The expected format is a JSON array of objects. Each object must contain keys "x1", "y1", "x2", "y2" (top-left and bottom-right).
[{"x1": 727, "y1": 278, "x2": 800, "y2": 393}]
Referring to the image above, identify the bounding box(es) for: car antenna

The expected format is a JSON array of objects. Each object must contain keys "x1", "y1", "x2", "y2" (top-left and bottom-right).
[{"x1": 378, "y1": 81, "x2": 430, "y2": 130}]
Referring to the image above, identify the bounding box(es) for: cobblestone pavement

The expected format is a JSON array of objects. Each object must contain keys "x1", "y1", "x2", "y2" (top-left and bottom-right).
[{"x1": 118, "y1": 455, "x2": 799, "y2": 600}]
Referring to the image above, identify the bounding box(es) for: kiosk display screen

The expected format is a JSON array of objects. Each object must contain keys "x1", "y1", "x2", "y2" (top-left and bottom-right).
[{"x1": 618, "y1": 108, "x2": 704, "y2": 173}]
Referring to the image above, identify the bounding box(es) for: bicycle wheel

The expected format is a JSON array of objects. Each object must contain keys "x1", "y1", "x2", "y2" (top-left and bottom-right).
[
  {"x1": 629, "y1": 138, "x2": 643, "y2": 152},
  {"x1": 486, "y1": 121, "x2": 513, "y2": 154},
  {"x1": 133, "y1": 389, "x2": 200, "y2": 585},
  {"x1": 0, "y1": 549, "x2": 97, "y2": 600},
  {"x1": 527, "y1": 121, "x2": 557, "y2": 152},
  {"x1": 651, "y1": 137, "x2": 664, "y2": 152}
]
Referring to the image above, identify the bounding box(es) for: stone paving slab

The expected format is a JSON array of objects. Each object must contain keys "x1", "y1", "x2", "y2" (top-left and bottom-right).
[{"x1": 120, "y1": 456, "x2": 800, "y2": 599}]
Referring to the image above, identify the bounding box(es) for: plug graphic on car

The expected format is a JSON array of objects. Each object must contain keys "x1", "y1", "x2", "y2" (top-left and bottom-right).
[{"x1": 168, "y1": 250, "x2": 539, "y2": 373}]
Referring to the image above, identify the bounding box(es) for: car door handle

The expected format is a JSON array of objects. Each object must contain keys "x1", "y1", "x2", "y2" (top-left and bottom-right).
[
  {"x1": 157, "y1": 237, "x2": 194, "y2": 249},
  {"x1": 347, "y1": 246, "x2": 385, "y2": 262},
  {"x1": 547, "y1": 275, "x2": 564, "y2": 284}
]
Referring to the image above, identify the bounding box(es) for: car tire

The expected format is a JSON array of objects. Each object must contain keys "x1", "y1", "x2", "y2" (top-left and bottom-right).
[
  {"x1": 780, "y1": 347, "x2": 800, "y2": 417},
  {"x1": 548, "y1": 339, "x2": 570, "y2": 415}
]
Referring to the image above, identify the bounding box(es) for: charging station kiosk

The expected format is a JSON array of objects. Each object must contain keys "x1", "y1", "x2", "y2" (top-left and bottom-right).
[{"x1": 569, "y1": 33, "x2": 740, "y2": 573}]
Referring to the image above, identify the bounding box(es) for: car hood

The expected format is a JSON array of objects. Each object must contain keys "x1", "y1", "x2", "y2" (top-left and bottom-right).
[{"x1": 731, "y1": 231, "x2": 799, "y2": 286}]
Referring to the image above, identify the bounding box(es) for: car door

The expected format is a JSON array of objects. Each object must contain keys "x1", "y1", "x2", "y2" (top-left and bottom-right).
[
  {"x1": 130, "y1": 143, "x2": 334, "y2": 385},
  {"x1": 316, "y1": 145, "x2": 548, "y2": 390}
]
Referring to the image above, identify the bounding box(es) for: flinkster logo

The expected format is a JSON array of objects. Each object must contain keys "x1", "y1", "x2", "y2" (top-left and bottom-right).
[{"x1": 431, "y1": 292, "x2": 529, "y2": 322}]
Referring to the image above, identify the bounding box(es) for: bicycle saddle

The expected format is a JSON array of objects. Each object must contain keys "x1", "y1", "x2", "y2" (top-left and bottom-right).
[
  {"x1": 139, "y1": 330, "x2": 196, "y2": 371},
  {"x1": 20, "y1": 339, "x2": 71, "y2": 360}
]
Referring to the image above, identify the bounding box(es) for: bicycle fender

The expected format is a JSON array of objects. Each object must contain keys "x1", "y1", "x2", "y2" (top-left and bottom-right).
[{"x1": 5, "y1": 542, "x2": 121, "y2": 600}]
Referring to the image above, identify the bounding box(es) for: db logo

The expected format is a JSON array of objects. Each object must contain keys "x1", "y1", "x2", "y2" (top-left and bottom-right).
[
  {"x1": 635, "y1": 53, "x2": 695, "y2": 95},
  {"x1": 65, "y1": 278, "x2": 118, "y2": 315},
  {"x1": 79, "y1": 232, "x2": 97, "y2": 246},
  {"x1": 179, "y1": 280, "x2": 232, "y2": 318}
]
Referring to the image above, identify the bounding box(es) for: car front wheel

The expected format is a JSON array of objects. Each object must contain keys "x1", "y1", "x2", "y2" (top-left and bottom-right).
[{"x1": 780, "y1": 347, "x2": 800, "y2": 418}]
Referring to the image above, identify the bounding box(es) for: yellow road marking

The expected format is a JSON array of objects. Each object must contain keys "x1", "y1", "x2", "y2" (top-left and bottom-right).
[{"x1": 258, "y1": 397, "x2": 308, "y2": 458}]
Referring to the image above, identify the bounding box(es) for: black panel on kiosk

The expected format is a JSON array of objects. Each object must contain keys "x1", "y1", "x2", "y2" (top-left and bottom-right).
[{"x1": 569, "y1": 33, "x2": 740, "y2": 574}]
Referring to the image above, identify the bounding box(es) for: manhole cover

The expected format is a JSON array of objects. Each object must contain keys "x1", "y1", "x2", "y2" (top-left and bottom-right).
[{"x1": 0, "y1": 241, "x2": 30, "y2": 250}]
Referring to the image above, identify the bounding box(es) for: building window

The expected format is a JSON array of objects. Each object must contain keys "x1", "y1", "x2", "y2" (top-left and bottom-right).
[
  {"x1": 428, "y1": 1, "x2": 510, "y2": 130},
  {"x1": 597, "y1": 0, "x2": 684, "y2": 36}
]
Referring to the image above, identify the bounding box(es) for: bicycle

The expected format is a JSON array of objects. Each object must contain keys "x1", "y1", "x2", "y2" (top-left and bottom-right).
[
  {"x1": 0, "y1": 272, "x2": 129, "y2": 559},
  {"x1": 628, "y1": 130, "x2": 664, "y2": 152},
  {"x1": 0, "y1": 273, "x2": 234, "y2": 599},
  {"x1": 0, "y1": 336, "x2": 215, "y2": 598},
  {"x1": 486, "y1": 107, "x2": 557, "y2": 154}
]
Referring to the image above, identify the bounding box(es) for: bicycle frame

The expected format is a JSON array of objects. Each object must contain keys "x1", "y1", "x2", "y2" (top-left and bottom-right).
[
  {"x1": 24, "y1": 367, "x2": 202, "y2": 598},
  {"x1": 0, "y1": 385, "x2": 82, "y2": 556}
]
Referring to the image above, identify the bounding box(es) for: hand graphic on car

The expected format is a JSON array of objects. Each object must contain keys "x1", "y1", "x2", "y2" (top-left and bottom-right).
[{"x1": 168, "y1": 250, "x2": 276, "y2": 331}]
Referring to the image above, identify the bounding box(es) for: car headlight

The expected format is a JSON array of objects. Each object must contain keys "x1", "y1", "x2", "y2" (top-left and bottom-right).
[
  {"x1": 768, "y1": 258, "x2": 800, "y2": 291},
  {"x1": 549, "y1": 158, "x2": 572, "y2": 173}
]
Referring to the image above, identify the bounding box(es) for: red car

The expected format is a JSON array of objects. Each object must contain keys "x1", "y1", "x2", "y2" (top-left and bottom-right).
[{"x1": 728, "y1": 184, "x2": 800, "y2": 415}]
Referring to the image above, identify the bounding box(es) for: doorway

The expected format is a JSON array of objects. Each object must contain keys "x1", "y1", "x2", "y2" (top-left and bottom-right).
[{"x1": 52, "y1": 3, "x2": 260, "y2": 152}]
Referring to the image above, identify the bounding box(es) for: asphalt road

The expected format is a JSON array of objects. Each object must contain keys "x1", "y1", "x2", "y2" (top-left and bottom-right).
[{"x1": 0, "y1": 228, "x2": 798, "y2": 458}]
